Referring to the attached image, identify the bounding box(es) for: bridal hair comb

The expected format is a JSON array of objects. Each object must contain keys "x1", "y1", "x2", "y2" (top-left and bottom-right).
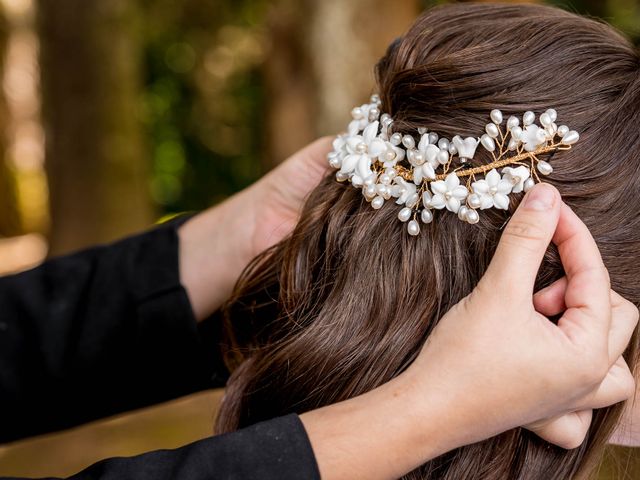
[{"x1": 327, "y1": 94, "x2": 580, "y2": 236}]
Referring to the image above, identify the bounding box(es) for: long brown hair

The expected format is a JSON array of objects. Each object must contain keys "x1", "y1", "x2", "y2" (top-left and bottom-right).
[{"x1": 216, "y1": 3, "x2": 640, "y2": 479}]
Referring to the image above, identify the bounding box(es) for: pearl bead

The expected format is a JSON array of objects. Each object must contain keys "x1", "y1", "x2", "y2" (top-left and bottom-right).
[
  {"x1": 406, "y1": 192, "x2": 420, "y2": 208},
  {"x1": 523, "y1": 178, "x2": 536, "y2": 192},
  {"x1": 402, "y1": 135, "x2": 415, "y2": 149},
  {"x1": 329, "y1": 156, "x2": 341, "y2": 168},
  {"x1": 385, "y1": 168, "x2": 397, "y2": 178},
  {"x1": 390, "y1": 133, "x2": 402, "y2": 146},
  {"x1": 481, "y1": 134, "x2": 496, "y2": 152},
  {"x1": 438, "y1": 138, "x2": 450, "y2": 150},
  {"x1": 336, "y1": 171, "x2": 349, "y2": 182},
  {"x1": 364, "y1": 174, "x2": 377, "y2": 186},
  {"x1": 364, "y1": 184, "x2": 376, "y2": 199},
  {"x1": 398, "y1": 207, "x2": 412, "y2": 222},
  {"x1": 428, "y1": 132, "x2": 439, "y2": 144},
  {"x1": 546, "y1": 108, "x2": 557, "y2": 123},
  {"x1": 383, "y1": 150, "x2": 396, "y2": 162},
  {"x1": 448, "y1": 144, "x2": 458, "y2": 155},
  {"x1": 437, "y1": 150, "x2": 450, "y2": 165},
  {"x1": 412, "y1": 151, "x2": 426, "y2": 166},
  {"x1": 351, "y1": 107, "x2": 363, "y2": 119},
  {"x1": 458, "y1": 205, "x2": 469, "y2": 221},
  {"x1": 370, "y1": 94, "x2": 380, "y2": 103},
  {"x1": 421, "y1": 208, "x2": 433, "y2": 223},
  {"x1": 371, "y1": 196, "x2": 384, "y2": 209},
  {"x1": 417, "y1": 127, "x2": 427, "y2": 135},
  {"x1": 511, "y1": 126, "x2": 523, "y2": 140},
  {"x1": 377, "y1": 184, "x2": 389, "y2": 197},
  {"x1": 537, "y1": 160, "x2": 553, "y2": 175},
  {"x1": 490, "y1": 109, "x2": 503, "y2": 125},
  {"x1": 557, "y1": 125, "x2": 569, "y2": 137},
  {"x1": 379, "y1": 173, "x2": 391, "y2": 185},
  {"x1": 407, "y1": 220, "x2": 420, "y2": 236},
  {"x1": 355, "y1": 142, "x2": 367, "y2": 153},
  {"x1": 507, "y1": 116, "x2": 520, "y2": 129},
  {"x1": 467, "y1": 193, "x2": 482, "y2": 209},
  {"x1": 466, "y1": 209, "x2": 480, "y2": 224},
  {"x1": 422, "y1": 192, "x2": 432, "y2": 209},
  {"x1": 539, "y1": 113, "x2": 552, "y2": 127},
  {"x1": 523, "y1": 111, "x2": 535, "y2": 126},
  {"x1": 507, "y1": 139, "x2": 519, "y2": 151},
  {"x1": 545, "y1": 123, "x2": 558, "y2": 137},
  {"x1": 382, "y1": 117, "x2": 393, "y2": 128},
  {"x1": 369, "y1": 107, "x2": 380, "y2": 120},
  {"x1": 561, "y1": 130, "x2": 579, "y2": 145},
  {"x1": 485, "y1": 123, "x2": 500, "y2": 138}
]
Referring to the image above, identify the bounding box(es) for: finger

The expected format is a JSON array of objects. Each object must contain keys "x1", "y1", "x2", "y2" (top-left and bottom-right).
[
  {"x1": 608, "y1": 291, "x2": 639, "y2": 364},
  {"x1": 553, "y1": 203, "x2": 611, "y2": 342},
  {"x1": 579, "y1": 356, "x2": 636, "y2": 410},
  {"x1": 526, "y1": 410, "x2": 592, "y2": 450},
  {"x1": 534, "y1": 277, "x2": 568, "y2": 317},
  {"x1": 482, "y1": 183, "x2": 561, "y2": 296}
]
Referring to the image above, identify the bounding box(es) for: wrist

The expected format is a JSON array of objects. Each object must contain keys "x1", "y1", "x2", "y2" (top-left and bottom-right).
[
  {"x1": 178, "y1": 188, "x2": 255, "y2": 320},
  {"x1": 300, "y1": 370, "x2": 463, "y2": 480}
]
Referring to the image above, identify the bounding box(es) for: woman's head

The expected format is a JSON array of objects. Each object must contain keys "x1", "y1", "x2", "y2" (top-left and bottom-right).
[{"x1": 217, "y1": 3, "x2": 640, "y2": 479}]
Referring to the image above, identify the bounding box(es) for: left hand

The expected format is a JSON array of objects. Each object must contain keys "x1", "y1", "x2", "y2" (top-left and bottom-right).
[
  {"x1": 244, "y1": 137, "x2": 333, "y2": 258},
  {"x1": 178, "y1": 137, "x2": 332, "y2": 320}
]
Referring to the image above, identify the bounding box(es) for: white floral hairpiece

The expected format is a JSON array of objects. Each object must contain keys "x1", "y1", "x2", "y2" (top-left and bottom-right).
[{"x1": 328, "y1": 94, "x2": 580, "y2": 235}]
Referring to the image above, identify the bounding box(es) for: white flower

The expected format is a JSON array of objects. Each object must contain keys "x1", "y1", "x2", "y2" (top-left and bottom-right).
[
  {"x1": 348, "y1": 102, "x2": 378, "y2": 134},
  {"x1": 452, "y1": 136, "x2": 480, "y2": 160},
  {"x1": 339, "y1": 121, "x2": 387, "y2": 186},
  {"x1": 328, "y1": 134, "x2": 349, "y2": 168},
  {"x1": 520, "y1": 124, "x2": 548, "y2": 152},
  {"x1": 381, "y1": 141, "x2": 406, "y2": 168},
  {"x1": 471, "y1": 169, "x2": 513, "y2": 210},
  {"x1": 411, "y1": 134, "x2": 442, "y2": 185},
  {"x1": 391, "y1": 177, "x2": 417, "y2": 205},
  {"x1": 429, "y1": 173, "x2": 468, "y2": 213},
  {"x1": 502, "y1": 166, "x2": 530, "y2": 193}
]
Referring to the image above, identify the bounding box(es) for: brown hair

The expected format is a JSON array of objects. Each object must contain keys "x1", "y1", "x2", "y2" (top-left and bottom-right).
[{"x1": 216, "y1": 3, "x2": 640, "y2": 479}]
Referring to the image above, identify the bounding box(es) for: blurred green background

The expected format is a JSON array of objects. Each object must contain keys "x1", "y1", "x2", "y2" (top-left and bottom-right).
[{"x1": 0, "y1": 0, "x2": 638, "y2": 477}]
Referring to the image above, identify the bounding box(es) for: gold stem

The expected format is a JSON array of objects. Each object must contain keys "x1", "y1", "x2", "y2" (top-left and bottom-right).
[{"x1": 394, "y1": 144, "x2": 568, "y2": 182}]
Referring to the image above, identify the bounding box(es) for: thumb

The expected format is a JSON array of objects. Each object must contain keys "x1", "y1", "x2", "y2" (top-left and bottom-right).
[{"x1": 482, "y1": 183, "x2": 561, "y2": 296}]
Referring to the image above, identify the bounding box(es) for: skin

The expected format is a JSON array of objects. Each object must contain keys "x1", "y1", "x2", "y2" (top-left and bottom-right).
[{"x1": 178, "y1": 140, "x2": 638, "y2": 479}]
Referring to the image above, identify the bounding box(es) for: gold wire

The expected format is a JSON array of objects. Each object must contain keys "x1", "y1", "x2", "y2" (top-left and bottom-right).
[{"x1": 393, "y1": 143, "x2": 570, "y2": 182}]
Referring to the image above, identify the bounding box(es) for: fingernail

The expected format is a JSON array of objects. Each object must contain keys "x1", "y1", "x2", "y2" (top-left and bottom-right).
[{"x1": 524, "y1": 184, "x2": 556, "y2": 211}]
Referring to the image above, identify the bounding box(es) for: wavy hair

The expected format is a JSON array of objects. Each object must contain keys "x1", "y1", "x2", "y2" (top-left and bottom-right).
[{"x1": 216, "y1": 4, "x2": 640, "y2": 479}]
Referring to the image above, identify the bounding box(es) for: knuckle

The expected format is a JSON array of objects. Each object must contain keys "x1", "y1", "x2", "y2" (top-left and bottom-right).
[
  {"x1": 502, "y1": 219, "x2": 548, "y2": 250},
  {"x1": 619, "y1": 370, "x2": 636, "y2": 401},
  {"x1": 578, "y1": 356, "x2": 609, "y2": 386},
  {"x1": 626, "y1": 301, "x2": 640, "y2": 327},
  {"x1": 557, "y1": 431, "x2": 587, "y2": 450}
]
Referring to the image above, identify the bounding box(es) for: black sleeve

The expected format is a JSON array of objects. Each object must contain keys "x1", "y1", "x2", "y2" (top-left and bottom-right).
[
  {"x1": 0, "y1": 217, "x2": 229, "y2": 443},
  {"x1": 0, "y1": 414, "x2": 321, "y2": 480}
]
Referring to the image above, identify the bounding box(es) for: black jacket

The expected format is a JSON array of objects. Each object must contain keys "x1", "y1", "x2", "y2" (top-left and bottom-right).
[{"x1": 0, "y1": 219, "x2": 320, "y2": 479}]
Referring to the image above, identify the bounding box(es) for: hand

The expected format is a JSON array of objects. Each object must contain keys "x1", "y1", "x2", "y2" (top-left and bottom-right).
[
  {"x1": 244, "y1": 137, "x2": 333, "y2": 258},
  {"x1": 405, "y1": 183, "x2": 637, "y2": 451},
  {"x1": 178, "y1": 138, "x2": 332, "y2": 320},
  {"x1": 527, "y1": 283, "x2": 637, "y2": 447}
]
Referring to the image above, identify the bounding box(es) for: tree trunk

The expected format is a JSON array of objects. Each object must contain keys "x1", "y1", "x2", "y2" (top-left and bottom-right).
[
  {"x1": 263, "y1": 0, "x2": 419, "y2": 168},
  {"x1": 0, "y1": 6, "x2": 21, "y2": 238},
  {"x1": 37, "y1": 0, "x2": 153, "y2": 255}
]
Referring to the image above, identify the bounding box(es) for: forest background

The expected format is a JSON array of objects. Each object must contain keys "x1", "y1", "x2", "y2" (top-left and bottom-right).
[{"x1": 0, "y1": 0, "x2": 638, "y2": 477}]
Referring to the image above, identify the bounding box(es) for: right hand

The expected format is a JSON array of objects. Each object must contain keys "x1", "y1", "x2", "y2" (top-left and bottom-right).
[{"x1": 406, "y1": 183, "x2": 638, "y2": 450}]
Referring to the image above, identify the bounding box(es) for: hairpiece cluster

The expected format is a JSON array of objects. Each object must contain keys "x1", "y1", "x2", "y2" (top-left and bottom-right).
[{"x1": 328, "y1": 94, "x2": 580, "y2": 235}]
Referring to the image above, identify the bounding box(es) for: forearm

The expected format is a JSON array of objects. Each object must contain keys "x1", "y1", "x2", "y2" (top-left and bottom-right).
[
  {"x1": 300, "y1": 369, "x2": 467, "y2": 480},
  {"x1": 178, "y1": 188, "x2": 256, "y2": 321}
]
